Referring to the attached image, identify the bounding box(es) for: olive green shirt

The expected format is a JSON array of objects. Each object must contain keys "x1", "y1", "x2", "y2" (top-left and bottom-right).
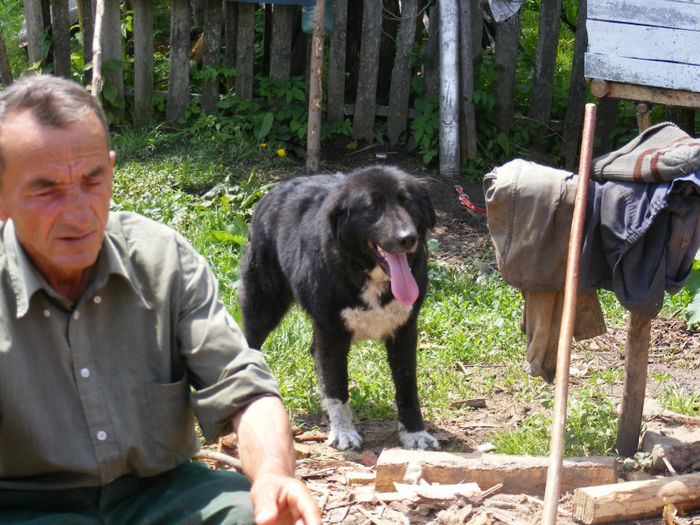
[{"x1": 0, "y1": 211, "x2": 280, "y2": 490}]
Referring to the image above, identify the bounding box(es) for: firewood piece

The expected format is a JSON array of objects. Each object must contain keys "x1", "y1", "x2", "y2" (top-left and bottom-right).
[
  {"x1": 572, "y1": 472, "x2": 700, "y2": 524},
  {"x1": 641, "y1": 431, "x2": 700, "y2": 472},
  {"x1": 375, "y1": 449, "x2": 617, "y2": 495}
]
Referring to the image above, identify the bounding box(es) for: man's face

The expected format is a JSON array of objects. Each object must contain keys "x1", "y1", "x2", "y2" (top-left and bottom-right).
[{"x1": 0, "y1": 110, "x2": 115, "y2": 287}]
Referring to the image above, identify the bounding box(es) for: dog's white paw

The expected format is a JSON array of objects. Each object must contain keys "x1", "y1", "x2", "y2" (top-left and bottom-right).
[
  {"x1": 324, "y1": 398, "x2": 362, "y2": 450},
  {"x1": 398, "y1": 425, "x2": 439, "y2": 449}
]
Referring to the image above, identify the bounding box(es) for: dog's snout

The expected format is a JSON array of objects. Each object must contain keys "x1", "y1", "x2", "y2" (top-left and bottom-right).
[{"x1": 397, "y1": 231, "x2": 417, "y2": 250}]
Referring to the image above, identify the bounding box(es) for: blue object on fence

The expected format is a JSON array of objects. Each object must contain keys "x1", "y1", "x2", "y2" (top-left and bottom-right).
[{"x1": 301, "y1": 0, "x2": 333, "y2": 34}]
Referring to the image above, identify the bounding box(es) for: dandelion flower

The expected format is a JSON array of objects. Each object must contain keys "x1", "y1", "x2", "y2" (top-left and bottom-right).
[{"x1": 277, "y1": 148, "x2": 286, "y2": 157}]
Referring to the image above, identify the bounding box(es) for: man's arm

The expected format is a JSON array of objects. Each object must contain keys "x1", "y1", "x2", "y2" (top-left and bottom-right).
[{"x1": 232, "y1": 395, "x2": 321, "y2": 525}]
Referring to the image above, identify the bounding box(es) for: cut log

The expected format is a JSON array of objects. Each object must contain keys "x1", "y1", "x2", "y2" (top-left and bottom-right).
[
  {"x1": 641, "y1": 431, "x2": 700, "y2": 473},
  {"x1": 573, "y1": 472, "x2": 700, "y2": 524},
  {"x1": 375, "y1": 449, "x2": 617, "y2": 495}
]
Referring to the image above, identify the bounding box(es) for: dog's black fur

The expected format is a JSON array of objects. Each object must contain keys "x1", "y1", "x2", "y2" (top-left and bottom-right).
[{"x1": 238, "y1": 166, "x2": 437, "y2": 449}]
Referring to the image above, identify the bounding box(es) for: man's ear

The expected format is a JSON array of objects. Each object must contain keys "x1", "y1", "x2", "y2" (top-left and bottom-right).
[
  {"x1": 110, "y1": 150, "x2": 116, "y2": 169},
  {"x1": 0, "y1": 194, "x2": 8, "y2": 222}
]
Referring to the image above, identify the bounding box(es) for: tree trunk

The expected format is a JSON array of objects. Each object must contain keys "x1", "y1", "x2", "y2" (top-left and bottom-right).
[
  {"x1": 387, "y1": 0, "x2": 417, "y2": 145},
  {"x1": 352, "y1": 0, "x2": 382, "y2": 142},
  {"x1": 559, "y1": 0, "x2": 587, "y2": 169},
  {"x1": 166, "y1": 0, "x2": 190, "y2": 120},
  {"x1": 201, "y1": 0, "x2": 222, "y2": 114},
  {"x1": 78, "y1": 0, "x2": 94, "y2": 85},
  {"x1": 132, "y1": 0, "x2": 153, "y2": 126},
  {"x1": 528, "y1": 0, "x2": 562, "y2": 125},
  {"x1": 494, "y1": 9, "x2": 522, "y2": 133},
  {"x1": 327, "y1": 0, "x2": 348, "y2": 124}
]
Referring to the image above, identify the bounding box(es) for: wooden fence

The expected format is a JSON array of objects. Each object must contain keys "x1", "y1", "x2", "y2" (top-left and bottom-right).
[{"x1": 0, "y1": 0, "x2": 645, "y2": 172}]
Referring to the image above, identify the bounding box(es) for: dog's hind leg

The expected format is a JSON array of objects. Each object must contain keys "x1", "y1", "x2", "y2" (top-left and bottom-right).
[
  {"x1": 386, "y1": 322, "x2": 439, "y2": 450},
  {"x1": 237, "y1": 247, "x2": 293, "y2": 349},
  {"x1": 310, "y1": 326, "x2": 362, "y2": 450}
]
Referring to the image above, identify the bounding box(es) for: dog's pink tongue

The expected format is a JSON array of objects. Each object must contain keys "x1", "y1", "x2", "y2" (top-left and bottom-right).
[{"x1": 385, "y1": 252, "x2": 419, "y2": 306}]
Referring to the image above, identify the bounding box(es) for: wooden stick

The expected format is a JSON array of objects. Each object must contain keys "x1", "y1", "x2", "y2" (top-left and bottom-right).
[
  {"x1": 306, "y1": 0, "x2": 326, "y2": 172},
  {"x1": 542, "y1": 102, "x2": 597, "y2": 525},
  {"x1": 91, "y1": 0, "x2": 105, "y2": 97}
]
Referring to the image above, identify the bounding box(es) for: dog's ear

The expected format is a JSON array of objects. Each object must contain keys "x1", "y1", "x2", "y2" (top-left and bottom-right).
[
  {"x1": 412, "y1": 180, "x2": 436, "y2": 230},
  {"x1": 327, "y1": 195, "x2": 348, "y2": 247}
]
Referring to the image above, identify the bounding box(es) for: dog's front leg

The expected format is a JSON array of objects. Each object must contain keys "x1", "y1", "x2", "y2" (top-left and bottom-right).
[
  {"x1": 386, "y1": 321, "x2": 439, "y2": 450},
  {"x1": 311, "y1": 326, "x2": 362, "y2": 450}
]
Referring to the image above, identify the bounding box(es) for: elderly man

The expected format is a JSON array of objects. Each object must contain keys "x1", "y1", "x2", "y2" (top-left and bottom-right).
[{"x1": 0, "y1": 74, "x2": 320, "y2": 525}]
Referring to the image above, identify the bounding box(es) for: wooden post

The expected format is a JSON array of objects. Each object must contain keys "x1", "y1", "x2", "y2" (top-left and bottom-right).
[
  {"x1": 269, "y1": 5, "x2": 295, "y2": 84},
  {"x1": 458, "y1": 0, "x2": 478, "y2": 159},
  {"x1": 306, "y1": 0, "x2": 326, "y2": 172},
  {"x1": 51, "y1": 0, "x2": 71, "y2": 78},
  {"x1": 528, "y1": 0, "x2": 562, "y2": 125},
  {"x1": 352, "y1": 0, "x2": 381, "y2": 142},
  {"x1": 0, "y1": 25, "x2": 13, "y2": 86},
  {"x1": 23, "y1": 0, "x2": 44, "y2": 68},
  {"x1": 387, "y1": 0, "x2": 417, "y2": 145},
  {"x1": 635, "y1": 102, "x2": 652, "y2": 133},
  {"x1": 493, "y1": 9, "x2": 522, "y2": 133},
  {"x1": 201, "y1": 0, "x2": 222, "y2": 114},
  {"x1": 615, "y1": 314, "x2": 651, "y2": 456},
  {"x1": 91, "y1": 0, "x2": 105, "y2": 97},
  {"x1": 236, "y1": 2, "x2": 255, "y2": 100},
  {"x1": 224, "y1": 1, "x2": 238, "y2": 71},
  {"x1": 102, "y1": 0, "x2": 124, "y2": 119},
  {"x1": 78, "y1": 0, "x2": 94, "y2": 85},
  {"x1": 166, "y1": 0, "x2": 190, "y2": 120},
  {"x1": 132, "y1": 0, "x2": 153, "y2": 126},
  {"x1": 542, "y1": 103, "x2": 597, "y2": 525},
  {"x1": 326, "y1": 0, "x2": 347, "y2": 124}
]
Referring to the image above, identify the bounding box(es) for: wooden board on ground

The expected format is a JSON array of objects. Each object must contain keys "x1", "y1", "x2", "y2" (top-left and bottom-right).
[
  {"x1": 374, "y1": 448, "x2": 617, "y2": 495},
  {"x1": 573, "y1": 472, "x2": 700, "y2": 524}
]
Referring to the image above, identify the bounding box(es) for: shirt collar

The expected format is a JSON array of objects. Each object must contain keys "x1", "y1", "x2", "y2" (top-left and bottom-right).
[{"x1": 4, "y1": 215, "x2": 150, "y2": 318}]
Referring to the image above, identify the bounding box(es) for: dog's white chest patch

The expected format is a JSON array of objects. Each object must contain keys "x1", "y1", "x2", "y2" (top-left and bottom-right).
[{"x1": 341, "y1": 266, "x2": 413, "y2": 342}]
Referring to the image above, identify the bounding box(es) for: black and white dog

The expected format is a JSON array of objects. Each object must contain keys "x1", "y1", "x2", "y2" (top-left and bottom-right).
[{"x1": 237, "y1": 166, "x2": 438, "y2": 449}]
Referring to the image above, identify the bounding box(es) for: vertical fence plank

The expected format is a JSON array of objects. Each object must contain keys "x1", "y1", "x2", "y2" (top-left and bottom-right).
[
  {"x1": 270, "y1": 5, "x2": 294, "y2": 83},
  {"x1": 51, "y1": 0, "x2": 71, "y2": 78},
  {"x1": 439, "y1": 0, "x2": 459, "y2": 175},
  {"x1": 327, "y1": 0, "x2": 347, "y2": 123},
  {"x1": 236, "y1": 2, "x2": 255, "y2": 99},
  {"x1": 528, "y1": 0, "x2": 562, "y2": 125},
  {"x1": 494, "y1": 9, "x2": 522, "y2": 133},
  {"x1": 201, "y1": 0, "x2": 223, "y2": 114},
  {"x1": 78, "y1": 0, "x2": 94, "y2": 85},
  {"x1": 306, "y1": 0, "x2": 326, "y2": 172},
  {"x1": 560, "y1": 0, "x2": 587, "y2": 169},
  {"x1": 387, "y1": 0, "x2": 417, "y2": 145},
  {"x1": 103, "y1": 0, "x2": 124, "y2": 119},
  {"x1": 352, "y1": 0, "x2": 381, "y2": 142},
  {"x1": 0, "y1": 25, "x2": 13, "y2": 86},
  {"x1": 166, "y1": 0, "x2": 190, "y2": 120},
  {"x1": 459, "y1": 0, "x2": 478, "y2": 158},
  {"x1": 132, "y1": 0, "x2": 153, "y2": 126},
  {"x1": 23, "y1": 0, "x2": 44, "y2": 67},
  {"x1": 224, "y1": 2, "x2": 238, "y2": 70}
]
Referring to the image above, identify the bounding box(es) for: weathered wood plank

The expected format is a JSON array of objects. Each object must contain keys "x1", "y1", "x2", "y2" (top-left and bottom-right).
[
  {"x1": 588, "y1": 0, "x2": 700, "y2": 31},
  {"x1": 0, "y1": 25, "x2": 13, "y2": 86},
  {"x1": 269, "y1": 5, "x2": 295, "y2": 82},
  {"x1": 236, "y1": 2, "x2": 256, "y2": 100},
  {"x1": 224, "y1": 1, "x2": 237, "y2": 70},
  {"x1": 528, "y1": 0, "x2": 561, "y2": 125},
  {"x1": 132, "y1": 0, "x2": 153, "y2": 126},
  {"x1": 102, "y1": 0, "x2": 124, "y2": 118},
  {"x1": 573, "y1": 472, "x2": 700, "y2": 524},
  {"x1": 23, "y1": 0, "x2": 44, "y2": 67},
  {"x1": 201, "y1": 0, "x2": 222, "y2": 114},
  {"x1": 375, "y1": 449, "x2": 618, "y2": 496},
  {"x1": 587, "y1": 20, "x2": 700, "y2": 67},
  {"x1": 352, "y1": 0, "x2": 382, "y2": 142},
  {"x1": 387, "y1": 0, "x2": 417, "y2": 145},
  {"x1": 51, "y1": 0, "x2": 72, "y2": 78},
  {"x1": 166, "y1": 0, "x2": 190, "y2": 120},
  {"x1": 77, "y1": 0, "x2": 94, "y2": 85},
  {"x1": 326, "y1": 0, "x2": 347, "y2": 124},
  {"x1": 590, "y1": 79, "x2": 700, "y2": 109},
  {"x1": 585, "y1": 52, "x2": 700, "y2": 93},
  {"x1": 493, "y1": 8, "x2": 522, "y2": 133}
]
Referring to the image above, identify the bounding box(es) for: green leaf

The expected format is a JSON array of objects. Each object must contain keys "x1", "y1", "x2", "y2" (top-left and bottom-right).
[{"x1": 254, "y1": 112, "x2": 274, "y2": 142}]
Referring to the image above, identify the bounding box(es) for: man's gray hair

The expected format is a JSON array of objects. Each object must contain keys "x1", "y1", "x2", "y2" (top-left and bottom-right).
[{"x1": 0, "y1": 74, "x2": 110, "y2": 177}]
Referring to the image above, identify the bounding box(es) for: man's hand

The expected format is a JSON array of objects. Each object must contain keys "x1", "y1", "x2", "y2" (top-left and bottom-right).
[
  {"x1": 233, "y1": 396, "x2": 321, "y2": 525},
  {"x1": 250, "y1": 472, "x2": 321, "y2": 525}
]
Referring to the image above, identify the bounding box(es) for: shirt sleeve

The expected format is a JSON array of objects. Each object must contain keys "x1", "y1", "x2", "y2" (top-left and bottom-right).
[{"x1": 174, "y1": 233, "x2": 281, "y2": 442}]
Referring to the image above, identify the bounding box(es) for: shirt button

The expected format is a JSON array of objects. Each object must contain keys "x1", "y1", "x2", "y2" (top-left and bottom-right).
[
  {"x1": 73, "y1": 311, "x2": 80, "y2": 320},
  {"x1": 96, "y1": 430, "x2": 107, "y2": 441},
  {"x1": 80, "y1": 368, "x2": 90, "y2": 378},
  {"x1": 43, "y1": 309, "x2": 51, "y2": 318},
  {"x1": 94, "y1": 296, "x2": 102, "y2": 304}
]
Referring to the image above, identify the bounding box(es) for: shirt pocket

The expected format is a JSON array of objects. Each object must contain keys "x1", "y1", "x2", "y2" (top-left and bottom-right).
[{"x1": 141, "y1": 377, "x2": 197, "y2": 471}]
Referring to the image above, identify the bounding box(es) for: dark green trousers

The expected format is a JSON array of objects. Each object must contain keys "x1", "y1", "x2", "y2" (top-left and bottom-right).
[{"x1": 0, "y1": 462, "x2": 254, "y2": 524}]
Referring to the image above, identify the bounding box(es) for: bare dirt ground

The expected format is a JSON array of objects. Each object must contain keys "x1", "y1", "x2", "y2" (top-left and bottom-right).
[{"x1": 211, "y1": 144, "x2": 700, "y2": 524}]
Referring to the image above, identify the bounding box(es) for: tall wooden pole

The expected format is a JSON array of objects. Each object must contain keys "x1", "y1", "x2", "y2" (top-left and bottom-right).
[
  {"x1": 306, "y1": 0, "x2": 326, "y2": 172},
  {"x1": 542, "y1": 102, "x2": 597, "y2": 525}
]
